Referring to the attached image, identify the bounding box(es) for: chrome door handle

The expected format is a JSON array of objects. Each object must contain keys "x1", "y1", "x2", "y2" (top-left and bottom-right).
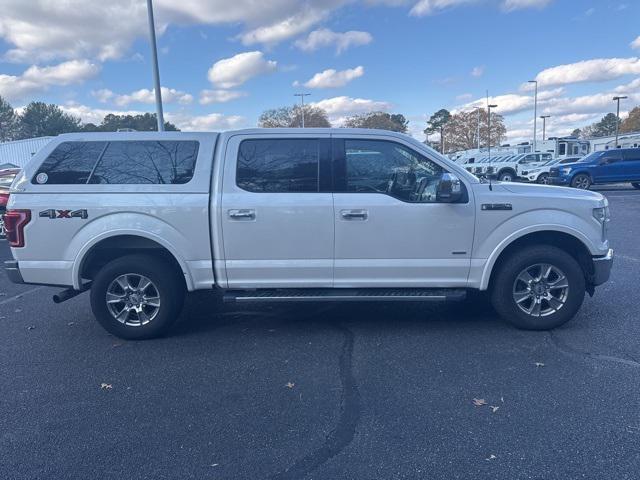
[
  {"x1": 341, "y1": 209, "x2": 368, "y2": 220},
  {"x1": 228, "y1": 209, "x2": 255, "y2": 220}
]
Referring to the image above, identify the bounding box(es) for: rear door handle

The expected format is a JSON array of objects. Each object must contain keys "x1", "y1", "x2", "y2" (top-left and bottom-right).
[
  {"x1": 340, "y1": 209, "x2": 368, "y2": 220},
  {"x1": 228, "y1": 209, "x2": 256, "y2": 220}
]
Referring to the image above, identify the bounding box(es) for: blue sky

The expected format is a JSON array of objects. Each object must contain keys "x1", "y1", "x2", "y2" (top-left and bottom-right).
[{"x1": 1, "y1": 0, "x2": 639, "y2": 143}]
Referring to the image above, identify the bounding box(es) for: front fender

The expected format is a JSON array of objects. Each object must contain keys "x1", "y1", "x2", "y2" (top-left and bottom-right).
[
  {"x1": 476, "y1": 209, "x2": 605, "y2": 290},
  {"x1": 68, "y1": 212, "x2": 194, "y2": 290}
]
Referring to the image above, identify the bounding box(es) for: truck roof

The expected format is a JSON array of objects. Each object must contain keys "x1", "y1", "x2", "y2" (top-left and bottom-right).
[{"x1": 54, "y1": 128, "x2": 417, "y2": 141}]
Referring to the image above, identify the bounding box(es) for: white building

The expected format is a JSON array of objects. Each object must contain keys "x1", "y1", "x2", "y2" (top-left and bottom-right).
[{"x1": 0, "y1": 137, "x2": 54, "y2": 170}]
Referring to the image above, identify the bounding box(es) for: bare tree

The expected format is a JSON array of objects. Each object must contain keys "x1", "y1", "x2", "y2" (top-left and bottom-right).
[
  {"x1": 343, "y1": 111, "x2": 409, "y2": 133},
  {"x1": 443, "y1": 108, "x2": 506, "y2": 153},
  {"x1": 258, "y1": 105, "x2": 330, "y2": 128}
]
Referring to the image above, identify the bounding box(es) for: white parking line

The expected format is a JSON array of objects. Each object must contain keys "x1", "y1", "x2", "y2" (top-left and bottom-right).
[{"x1": 0, "y1": 286, "x2": 45, "y2": 306}]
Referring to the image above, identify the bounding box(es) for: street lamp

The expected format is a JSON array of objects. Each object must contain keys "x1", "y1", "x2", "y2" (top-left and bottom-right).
[
  {"x1": 528, "y1": 80, "x2": 538, "y2": 152},
  {"x1": 146, "y1": 0, "x2": 164, "y2": 131},
  {"x1": 294, "y1": 93, "x2": 311, "y2": 128},
  {"x1": 540, "y1": 115, "x2": 551, "y2": 141},
  {"x1": 613, "y1": 96, "x2": 627, "y2": 147},
  {"x1": 487, "y1": 104, "x2": 498, "y2": 161}
]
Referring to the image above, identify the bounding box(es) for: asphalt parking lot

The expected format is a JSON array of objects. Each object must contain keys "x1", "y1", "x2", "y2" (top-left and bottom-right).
[{"x1": 1, "y1": 187, "x2": 639, "y2": 480}]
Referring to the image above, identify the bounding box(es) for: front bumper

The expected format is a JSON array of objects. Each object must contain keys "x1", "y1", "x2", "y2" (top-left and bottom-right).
[
  {"x1": 591, "y1": 249, "x2": 614, "y2": 286},
  {"x1": 548, "y1": 176, "x2": 570, "y2": 186},
  {"x1": 5, "y1": 260, "x2": 24, "y2": 284}
]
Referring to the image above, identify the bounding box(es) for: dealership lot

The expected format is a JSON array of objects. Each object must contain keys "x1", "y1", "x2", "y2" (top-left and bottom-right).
[{"x1": 1, "y1": 187, "x2": 639, "y2": 480}]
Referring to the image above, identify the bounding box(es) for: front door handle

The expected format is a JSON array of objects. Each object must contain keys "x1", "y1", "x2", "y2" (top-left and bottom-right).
[
  {"x1": 228, "y1": 209, "x2": 256, "y2": 220},
  {"x1": 341, "y1": 209, "x2": 368, "y2": 220}
]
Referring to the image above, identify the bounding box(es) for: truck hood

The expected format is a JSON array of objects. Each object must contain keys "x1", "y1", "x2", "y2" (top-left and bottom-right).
[{"x1": 500, "y1": 182, "x2": 606, "y2": 204}]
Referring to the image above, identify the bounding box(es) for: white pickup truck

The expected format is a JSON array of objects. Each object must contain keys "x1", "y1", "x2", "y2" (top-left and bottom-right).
[{"x1": 4, "y1": 129, "x2": 613, "y2": 339}]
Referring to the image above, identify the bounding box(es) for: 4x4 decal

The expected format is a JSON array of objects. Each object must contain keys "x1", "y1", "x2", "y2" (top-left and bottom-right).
[{"x1": 39, "y1": 209, "x2": 88, "y2": 219}]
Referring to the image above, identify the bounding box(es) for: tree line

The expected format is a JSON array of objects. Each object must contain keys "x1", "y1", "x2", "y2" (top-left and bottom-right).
[
  {"x1": 0, "y1": 95, "x2": 178, "y2": 143},
  {"x1": 2, "y1": 93, "x2": 639, "y2": 153}
]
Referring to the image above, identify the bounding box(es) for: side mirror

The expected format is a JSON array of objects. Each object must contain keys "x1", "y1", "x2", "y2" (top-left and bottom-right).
[{"x1": 437, "y1": 173, "x2": 464, "y2": 203}]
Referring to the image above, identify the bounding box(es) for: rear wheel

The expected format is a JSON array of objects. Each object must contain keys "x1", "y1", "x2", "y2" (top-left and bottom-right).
[
  {"x1": 490, "y1": 245, "x2": 585, "y2": 330},
  {"x1": 571, "y1": 174, "x2": 591, "y2": 190},
  {"x1": 90, "y1": 254, "x2": 185, "y2": 340},
  {"x1": 537, "y1": 173, "x2": 550, "y2": 185},
  {"x1": 632, "y1": 182, "x2": 640, "y2": 190}
]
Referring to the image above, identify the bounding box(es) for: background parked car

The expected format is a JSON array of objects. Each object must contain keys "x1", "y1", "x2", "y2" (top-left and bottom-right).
[
  {"x1": 0, "y1": 168, "x2": 20, "y2": 238},
  {"x1": 521, "y1": 157, "x2": 582, "y2": 184},
  {"x1": 549, "y1": 148, "x2": 640, "y2": 189}
]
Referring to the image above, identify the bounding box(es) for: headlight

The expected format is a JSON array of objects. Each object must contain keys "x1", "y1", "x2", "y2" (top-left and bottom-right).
[
  {"x1": 593, "y1": 206, "x2": 611, "y2": 241},
  {"x1": 561, "y1": 167, "x2": 572, "y2": 175}
]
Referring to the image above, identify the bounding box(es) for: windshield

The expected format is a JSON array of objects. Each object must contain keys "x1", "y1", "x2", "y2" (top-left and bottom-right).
[{"x1": 577, "y1": 151, "x2": 604, "y2": 163}]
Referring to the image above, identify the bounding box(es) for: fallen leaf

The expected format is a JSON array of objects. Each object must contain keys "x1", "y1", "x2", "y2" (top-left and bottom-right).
[
  {"x1": 27, "y1": 326, "x2": 35, "y2": 330},
  {"x1": 285, "y1": 382, "x2": 295, "y2": 389},
  {"x1": 67, "y1": 322, "x2": 75, "y2": 326},
  {"x1": 112, "y1": 343, "x2": 124, "y2": 348},
  {"x1": 14, "y1": 308, "x2": 22, "y2": 313},
  {"x1": 486, "y1": 454, "x2": 497, "y2": 461},
  {"x1": 501, "y1": 396, "x2": 504, "y2": 403},
  {"x1": 100, "y1": 383, "x2": 112, "y2": 390},
  {"x1": 490, "y1": 406, "x2": 500, "y2": 413},
  {"x1": 535, "y1": 362, "x2": 545, "y2": 367},
  {"x1": 210, "y1": 464, "x2": 219, "y2": 467},
  {"x1": 473, "y1": 398, "x2": 487, "y2": 406}
]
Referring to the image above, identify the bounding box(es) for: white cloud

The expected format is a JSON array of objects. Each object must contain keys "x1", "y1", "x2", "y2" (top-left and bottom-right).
[
  {"x1": 409, "y1": 0, "x2": 476, "y2": 16},
  {"x1": 199, "y1": 89, "x2": 248, "y2": 105},
  {"x1": 0, "y1": 0, "x2": 148, "y2": 62},
  {"x1": 294, "y1": 28, "x2": 373, "y2": 54},
  {"x1": 529, "y1": 57, "x2": 640, "y2": 88},
  {"x1": 239, "y1": 10, "x2": 326, "y2": 46},
  {"x1": 60, "y1": 103, "x2": 146, "y2": 125},
  {"x1": 456, "y1": 93, "x2": 473, "y2": 102},
  {"x1": 301, "y1": 66, "x2": 364, "y2": 88},
  {"x1": 471, "y1": 65, "x2": 484, "y2": 77},
  {"x1": 93, "y1": 87, "x2": 193, "y2": 107},
  {"x1": 207, "y1": 51, "x2": 277, "y2": 89},
  {"x1": 312, "y1": 96, "x2": 393, "y2": 125},
  {"x1": 631, "y1": 36, "x2": 640, "y2": 50},
  {"x1": 0, "y1": 60, "x2": 100, "y2": 102},
  {"x1": 165, "y1": 112, "x2": 246, "y2": 131},
  {"x1": 502, "y1": 0, "x2": 553, "y2": 11}
]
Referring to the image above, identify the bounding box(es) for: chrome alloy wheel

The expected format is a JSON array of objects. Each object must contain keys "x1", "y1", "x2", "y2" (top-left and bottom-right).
[
  {"x1": 512, "y1": 264, "x2": 570, "y2": 317},
  {"x1": 574, "y1": 176, "x2": 590, "y2": 189},
  {"x1": 106, "y1": 274, "x2": 161, "y2": 326}
]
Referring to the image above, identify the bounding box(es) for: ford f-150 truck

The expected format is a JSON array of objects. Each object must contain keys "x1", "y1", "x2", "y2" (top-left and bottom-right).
[{"x1": 4, "y1": 129, "x2": 613, "y2": 339}]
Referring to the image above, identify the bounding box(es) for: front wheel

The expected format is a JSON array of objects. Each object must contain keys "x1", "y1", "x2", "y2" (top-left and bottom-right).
[
  {"x1": 537, "y1": 173, "x2": 550, "y2": 185},
  {"x1": 90, "y1": 254, "x2": 185, "y2": 340},
  {"x1": 490, "y1": 245, "x2": 585, "y2": 330},
  {"x1": 632, "y1": 182, "x2": 640, "y2": 190},
  {"x1": 498, "y1": 171, "x2": 515, "y2": 182},
  {"x1": 571, "y1": 174, "x2": 591, "y2": 190}
]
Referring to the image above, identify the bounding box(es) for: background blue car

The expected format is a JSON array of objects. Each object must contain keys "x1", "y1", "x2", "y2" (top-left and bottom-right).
[{"x1": 549, "y1": 148, "x2": 640, "y2": 190}]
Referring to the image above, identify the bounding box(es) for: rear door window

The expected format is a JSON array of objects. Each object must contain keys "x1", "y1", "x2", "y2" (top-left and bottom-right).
[
  {"x1": 33, "y1": 142, "x2": 107, "y2": 184},
  {"x1": 236, "y1": 139, "x2": 320, "y2": 193}
]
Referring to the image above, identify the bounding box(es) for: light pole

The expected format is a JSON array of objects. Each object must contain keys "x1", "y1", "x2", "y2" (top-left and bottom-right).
[
  {"x1": 540, "y1": 115, "x2": 551, "y2": 141},
  {"x1": 476, "y1": 107, "x2": 482, "y2": 151},
  {"x1": 613, "y1": 96, "x2": 627, "y2": 147},
  {"x1": 294, "y1": 93, "x2": 311, "y2": 128},
  {"x1": 487, "y1": 104, "x2": 497, "y2": 161},
  {"x1": 528, "y1": 80, "x2": 538, "y2": 152},
  {"x1": 146, "y1": 0, "x2": 164, "y2": 131}
]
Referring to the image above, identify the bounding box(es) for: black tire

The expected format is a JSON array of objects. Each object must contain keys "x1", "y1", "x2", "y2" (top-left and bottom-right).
[
  {"x1": 632, "y1": 182, "x2": 640, "y2": 190},
  {"x1": 537, "y1": 173, "x2": 549, "y2": 185},
  {"x1": 490, "y1": 245, "x2": 585, "y2": 330},
  {"x1": 498, "y1": 170, "x2": 516, "y2": 182},
  {"x1": 90, "y1": 254, "x2": 185, "y2": 340},
  {"x1": 571, "y1": 173, "x2": 591, "y2": 190}
]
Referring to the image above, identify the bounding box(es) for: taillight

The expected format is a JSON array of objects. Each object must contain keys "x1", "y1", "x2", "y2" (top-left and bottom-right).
[
  {"x1": 4, "y1": 209, "x2": 31, "y2": 247},
  {"x1": 0, "y1": 193, "x2": 8, "y2": 207}
]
